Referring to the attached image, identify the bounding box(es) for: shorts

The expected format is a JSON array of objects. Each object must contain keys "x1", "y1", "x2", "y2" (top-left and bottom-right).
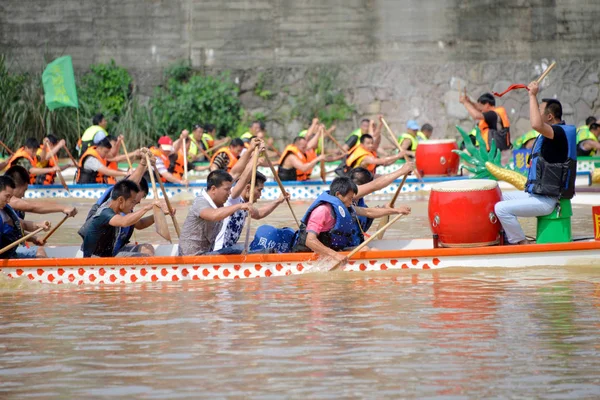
[{"x1": 15, "y1": 245, "x2": 38, "y2": 259}]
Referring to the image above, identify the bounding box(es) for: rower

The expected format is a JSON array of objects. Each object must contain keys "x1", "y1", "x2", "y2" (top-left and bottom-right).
[
  {"x1": 81, "y1": 179, "x2": 169, "y2": 258},
  {"x1": 277, "y1": 137, "x2": 325, "y2": 181},
  {"x1": 398, "y1": 120, "x2": 420, "y2": 156},
  {"x1": 35, "y1": 135, "x2": 74, "y2": 185},
  {"x1": 513, "y1": 130, "x2": 540, "y2": 150},
  {"x1": 343, "y1": 134, "x2": 402, "y2": 176},
  {"x1": 212, "y1": 139, "x2": 289, "y2": 254},
  {"x1": 149, "y1": 135, "x2": 187, "y2": 185},
  {"x1": 241, "y1": 121, "x2": 263, "y2": 144},
  {"x1": 576, "y1": 116, "x2": 596, "y2": 140},
  {"x1": 4, "y1": 165, "x2": 77, "y2": 220},
  {"x1": 344, "y1": 119, "x2": 370, "y2": 151},
  {"x1": 292, "y1": 177, "x2": 410, "y2": 263},
  {"x1": 105, "y1": 135, "x2": 139, "y2": 184},
  {"x1": 459, "y1": 92, "x2": 512, "y2": 151},
  {"x1": 6, "y1": 138, "x2": 58, "y2": 184},
  {"x1": 495, "y1": 82, "x2": 577, "y2": 245},
  {"x1": 76, "y1": 138, "x2": 128, "y2": 184},
  {"x1": 0, "y1": 176, "x2": 51, "y2": 259},
  {"x1": 79, "y1": 113, "x2": 109, "y2": 155},
  {"x1": 79, "y1": 150, "x2": 161, "y2": 257},
  {"x1": 576, "y1": 122, "x2": 600, "y2": 156},
  {"x1": 179, "y1": 170, "x2": 253, "y2": 256},
  {"x1": 209, "y1": 138, "x2": 245, "y2": 173},
  {"x1": 418, "y1": 123, "x2": 434, "y2": 141}
]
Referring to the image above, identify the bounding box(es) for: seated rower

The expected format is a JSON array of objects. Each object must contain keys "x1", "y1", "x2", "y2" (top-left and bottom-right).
[
  {"x1": 344, "y1": 118, "x2": 371, "y2": 152},
  {"x1": 149, "y1": 135, "x2": 187, "y2": 185},
  {"x1": 81, "y1": 179, "x2": 169, "y2": 258},
  {"x1": 344, "y1": 134, "x2": 402, "y2": 176},
  {"x1": 179, "y1": 170, "x2": 253, "y2": 256},
  {"x1": 277, "y1": 136, "x2": 325, "y2": 181},
  {"x1": 6, "y1": 138, "x2": 60, "y2": 184},
  {"x1": 35, "y1": 135, "x2": 74, "y2": 185},
  {"x1": 4, "y1": 165, "x2": 77, "y2": 222},
  {"x1": 418, "y1": 123, "x2": 434, "y2": 141},
  {"x1": 212, "y1": 139, "x2": 289, "y2": 254},
  {"x1": 495, "y1": 82, "x2": 577, "y2": 245},
  {"x1": 187, "y1": 124, "x2": 209, "y2": 163},
  {"x1": 576, "y1": 122, "x2": 600, "y2": 157},
  {"x1": 292, "y1": 177, "x2": 411, "y2": 264},
  {"x1": 398, "y1": 120, "x2": 420, "y2": 157},
  {"x1": 79, "y1": 149, "x2": 160, "y2": 257},
  {"x1": 76, "y1": 138, "x2": 128, "y2": 184},
  {"x1": 0, "y1": 176, "x2": 51, "y2": 259},
  {"x1": 210, "y1": 138, "x2": 245, "y2": 173}
]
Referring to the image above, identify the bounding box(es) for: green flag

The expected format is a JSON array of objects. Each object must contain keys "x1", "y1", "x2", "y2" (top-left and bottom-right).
[{"x1": 42, "y1": 56, "x2": 78, "y2": 110}]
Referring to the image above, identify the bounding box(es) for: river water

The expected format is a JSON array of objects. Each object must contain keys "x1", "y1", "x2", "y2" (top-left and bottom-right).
[{"x1": 1, "y1": 195, "x2": 600, "y2": 398}]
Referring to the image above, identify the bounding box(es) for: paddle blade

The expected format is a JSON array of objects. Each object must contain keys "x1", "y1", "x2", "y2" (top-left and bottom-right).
[
  {"x1": 374, "y1": 215, "x2": 390, "y2": 240},
  {"x1": 153, "y1": 206, "x2": 172, "y2": 243}
]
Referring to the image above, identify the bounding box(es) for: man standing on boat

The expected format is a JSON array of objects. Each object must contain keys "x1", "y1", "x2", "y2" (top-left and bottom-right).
[
  {"x1": 0, "y1": 175, "x2": 51, "y2": 259},
  {"x1": 292, "y1": 177, "x2": 411, "y2": 263},
  {"x1": 494, "y1": 82, "x2": 577, "y2": 245},
  {"x1": 459, "y1": 92, "x2": 512, "y2": 152}
]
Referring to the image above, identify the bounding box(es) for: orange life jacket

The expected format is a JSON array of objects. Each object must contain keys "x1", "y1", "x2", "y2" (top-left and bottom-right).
[
  {"x1": 7, "y1": 147, "x2": 38, "y2": 184},
  {"x1": 346, "y1": 145, "x2": 377, "y2": 174},
  {"x1": 150, "y1": 147, "x2": 185, "y2": 182},
  {"x1": 34, "y1": 146, "x2": 56, "y2": 185},
  {"x1": 210, "y1": 147, "x2": 238, "y2": 173},
  {"x1": 478, "y1": 107, "x2": 511, "y2": 151},
  {"x1": 278, "y1": 145, "x2": 316, "y2": 181},
  {"x1": 106, "y1": 160, "x2": 118, "y2": 185},
  {"x1": 76, "y1": 147, "x2": 108, "y2": 184}
]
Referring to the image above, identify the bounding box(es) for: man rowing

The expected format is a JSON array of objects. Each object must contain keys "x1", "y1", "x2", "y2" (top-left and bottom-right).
[
  {"x1": 149, "y1": 135, "x2": 188, "y2": 185},
  {"x1": 343, "y1": 134, "x2": 403, "y2": 176},
  {"x1": 35, "y1": 135, "x2": 74, "y2": 185},
  {"x1": 277, "y1": 136, "x2": 325, "y2": 181},
  {"x1": 6, "y1": 138, "x2": 61, "y2": 184},
  {"x1": 76, "y1": 138, "x2": 129, "y2": 184},
  {"x1": 209, "y1": 138, "x2": 245, "y2": 173}
]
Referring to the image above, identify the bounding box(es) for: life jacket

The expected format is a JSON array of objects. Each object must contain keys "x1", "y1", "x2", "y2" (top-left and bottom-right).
[
  {"x1": 240, "y1": 131, "x2": 253, "y2": 142},
  {"x1": 345, "y1": 129, "x2": 362, "y2": 143},
  {"x1": 7, "y1": 148, "x2": 38, "y2": 184},
  {"x1": 355, "y1": 197, "x2": 373, "y2": 245},
  {"x1": 0, "y1": 205, "x2": 23, "y2": 259},
  {"x1": 76, "y1": 146, "x2": 108, "y2": 184},
  {"x1": 277, "y1": 145, "x2": 316, "y2": 181},
  {"x1": 298, "y1": 130, "x2": 323, "y2": 154},
  {"x1": 293, "y1": 191, "x2": 360, "y2": 252},
  {"x1": 149, "y1": 147, "x2": 172, "y2": 183},
  {"x1": 210, "y1": 147, "x2": 238, "y2": 173},
  {"x1": 525, "y1": 124, "x2": 577, "y2": 200},
  {"x1": 398, "y1": 133, "x2": 418, "y2": 151},
  {"x1": 477, "y1": 107, "x2": 511, "y2": 151},
  {"x1": 34, "y1": 146, "x2": 56, "y2": 185},
  {"x1": 514, "y1": 130, "x2": 540, "y2": 150},
  {"x1": 345, "y1": 145, "x2": 377, "y2": 174},
  {"x1": 168, "y1": 151, "x2": 185, "y2": 179},
  {"x1": 80, "y1": 125, "x2": 108, "y2": 154},
  {"x1": 105, "y1": 160, "x2": 119, "y2": 185},
  {"x1": 417, "y1": 131, "x2": 428, "y2": 142},
  {"x1": 576, "y1": 126, "x2": 598, "y2": 157}
]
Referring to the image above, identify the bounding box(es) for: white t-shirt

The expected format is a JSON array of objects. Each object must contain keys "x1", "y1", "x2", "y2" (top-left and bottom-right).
[
  {"x1": 212, "y1": 195, "x2": 246, "y2": 251},
  {"x1": 83, "y1": 157, "x2": 104, "y2": 172},
  {"x1": 155, "y1": 157, "x2": 168, "y2": 175}
]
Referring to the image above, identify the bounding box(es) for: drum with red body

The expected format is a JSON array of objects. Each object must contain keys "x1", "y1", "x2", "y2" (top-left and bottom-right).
[
  {"x1": 428, "y1": 179, "x2": 502, "y2": 248},
  {"x1": 416, "y1": 139, "x2": 459, "y2": 177}
]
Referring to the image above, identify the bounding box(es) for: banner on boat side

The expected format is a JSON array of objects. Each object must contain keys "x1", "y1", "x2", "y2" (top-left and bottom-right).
[
  {"x1": 42, "y1": 55, "x2": 79, "y2": 111},
  {"x1": 513, "y1": 149, "x2": 531, "y2": 175},
  {"x1": 594, "y1": 206, "x2": 600, "y2": 241}
]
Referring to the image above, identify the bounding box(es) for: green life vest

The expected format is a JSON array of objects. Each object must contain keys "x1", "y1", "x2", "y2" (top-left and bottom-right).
[
  {"x1": 81, "y1": 125, "x2": 107, "y2": 142},
  {"x1": 299, "y1": 130, "x2": 308, "y2": 137},
  {"x1": 240, "y1": 131, "x2": 253, "y2": 141},
  {"x1": 576, "y1": 125, "x2": 597, "y2": 144},
  {"x1": 513, "y1": 130, "x2": 540, "y2": 150},
  {"x1": 345, "y1": 129, "x2": 362, "y2": 142},
  {"x1": 398, "y1": 133, "x2": 418, "y2": 151},
  {"x1": 417, "y1": 131, "x2": 428, "y2": 142}
]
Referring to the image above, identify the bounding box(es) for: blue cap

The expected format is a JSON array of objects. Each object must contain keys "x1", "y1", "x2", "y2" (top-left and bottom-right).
[{"x1": 406, "y1": 120, "x2": 420, "y2": 131}]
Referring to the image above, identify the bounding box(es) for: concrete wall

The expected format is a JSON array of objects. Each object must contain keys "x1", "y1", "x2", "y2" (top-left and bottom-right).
[{"x1": 1, "y1": 0, "x2": 600, "y2": 141}]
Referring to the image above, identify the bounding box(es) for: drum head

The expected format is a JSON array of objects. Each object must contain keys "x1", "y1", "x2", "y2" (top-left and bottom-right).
[
  {"x1": 431, "y1": 179, "x2": 498, "y2": 192},
  {"x1": 419, "y1": 139, "x2": 457, "y2": 145}
]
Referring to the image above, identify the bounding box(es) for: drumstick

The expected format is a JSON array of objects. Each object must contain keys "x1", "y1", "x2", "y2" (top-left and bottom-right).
[
  {"x1": 536, "y1": 62, "x2": 556, "y2": 84},
  {"x1": 380, "y1": 117, "x2": 422, "y2": 181}
]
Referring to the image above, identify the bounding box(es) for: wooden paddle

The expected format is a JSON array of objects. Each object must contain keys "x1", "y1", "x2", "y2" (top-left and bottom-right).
[
  {"x1": 145, "y1": 154, "x2": 172, "y2": 243},
  {"x1": 330, "y1": 213, "x2": 403, "y2": 271},
  {"x1": 324, "y1": 130, "x2": 346, "y2": 153},
  {"x1": 262, "y1": 152, "x2": 300, "y2": 228},
  {"x1": 0, "y1": 140, "x2": 14, "y2": 155},
  {"x1": 121, "y1": 140, "x2": 133, "y2": 170},
  {"x1": 182, "y1": 137, "x2": 189, "y2": 185},
  {"x1": 41, "y1": 214, "x2": 69, "y2": 244},
  {"x1": 189, "y1": 136, "x2": 211, "y2": 161},
  {"x1": 0, "y1": 227, "x2": 45, "y2": 256},
  {"x1": 152, "y1": 163, "x2": 181, "y2": 238},
  {"x1": 319, "y1": 129, "x2": 326, "y2": 183},
  {"x1": 45, "y1": 143, "x2": 69, "y2": 193},
  {"x1": 374, "y1": 174, "x2": 408, "y2": 240},
  {"x1": 380, "y1": 117, "x2": 422, "y2": 181},
  {"x1": 242, "y1": 148, "x2": 261, "y2": 254},
  {"x1": 205, "y1": 137, "x2": 231, "y2": 155}
]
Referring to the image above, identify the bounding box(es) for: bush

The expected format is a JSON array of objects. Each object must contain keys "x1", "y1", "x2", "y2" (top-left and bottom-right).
[
  {"x1": 151, "y1": 67, "x2": 242, "y2": 137},
  {"x1": 79, "y1": 59, "x2": 132, "y2": 119}
]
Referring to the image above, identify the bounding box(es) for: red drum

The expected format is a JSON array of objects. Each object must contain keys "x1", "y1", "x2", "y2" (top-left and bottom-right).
[
  {"x1": 416, "y1": 139, "x2": 460, "y2": 177},
  {"x1": 428, "y1": 179, "x2": 502, "y2": 248}
]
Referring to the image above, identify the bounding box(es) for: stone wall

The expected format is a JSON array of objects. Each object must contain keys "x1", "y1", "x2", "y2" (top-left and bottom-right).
[{"x1": 1, "y1": 0, "x2": 600, "y2": 144}]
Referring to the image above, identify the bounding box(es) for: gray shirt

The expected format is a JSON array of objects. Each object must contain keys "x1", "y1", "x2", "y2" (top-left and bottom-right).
[{"x1": 179, "y1": 190, "x2": 223, "y2": 255}]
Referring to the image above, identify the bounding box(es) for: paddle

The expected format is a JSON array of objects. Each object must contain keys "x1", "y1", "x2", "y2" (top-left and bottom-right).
[
  {"x1": 0, "y1": 227, "x2": 45, "y2": 256},
  {"x1": 262, "y1": 151, "x2": 300, "y2": 228},
  {"x1": 45, "y1": 142, "x2": 69, "y2": 193},
  {"x1": 182, "y1": 137, "x2": 189, "y2": 186},
  {"x1": 189, "y1": 136, "x2": 211, "y2": 161},
  {"x1": 145, "y1": 154, "x2": 172, "y2": 243},
  {"x1": 121, "y1": 140, "x2": 133, "y2": 170},
  {"x1": 41, "y1": 214, "x2": 69, "y2": 244},
  {"x1": 374, "y1": 174, "x2": 408, "y2": 240},
  {"x1": 324, "y1": 129, "x2": 346, "y2": 153},
  {"x1": 205, "y1": 137, "x2": 231, "y2": 155},
  {"x1": 152, "y1": 163, "x2": 181, "y2": 239},
  {"x1": 330, "y1": 213, "x2": 404, "y2": 271},
  {"x1": 319, "y1": 128, "x2": 326, "y2": 183},
  {"x1": 0, "y1": 140, "x2": 14, "y2": 155},
  {"x1": 242, "y1": 148, "x2": 260, "y2": 254},
  {"x1": 380, "y1": 117, "x2": 422, "y2": 181}
]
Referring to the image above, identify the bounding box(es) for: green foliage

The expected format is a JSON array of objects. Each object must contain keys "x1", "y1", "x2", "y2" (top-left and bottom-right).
[
  {"x1": 164, "y1": 60, "x2": 192, "y2": 82},
  {"x1": 151, "y1": 67, "x2": 242, "y2": 137},
  {"x1": 79, "y1": 59, "x2": 132, "y2": 119},
  {"x1": 254, "y1": 72, "x2": 274, "y2": 100},
  {"x1": 290, "y1": 66, "x2": 355, "y2": 127}
]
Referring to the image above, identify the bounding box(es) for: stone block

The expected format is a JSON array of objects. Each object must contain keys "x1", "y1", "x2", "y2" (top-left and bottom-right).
[
  {"x1": 354, "y1": 87, "x2": 375, "y2": 107},
  {"x1": 449, "y1": 77, "x2": 467, "y2": 91},
  {"x1": 444, "y1": 90, "x2": 469, "y2": 119},
  {"x1": 582, "y1": 85, "x2": 599, "y2": 107},
  {"x1": 587, "y1": 72, "x2": 599, "y2": 84},
  {"x1": 514, "y1": 118, "x2": 532, "y2": 139},
  {"x1": 562, "y1": 102, "x2": 574, "y2": 116},
  {"x1": 561, "y1": 84, "x2": 582, "y2": 105},
  {"x1": 362, "y1": 101, "x2": 381, "y2": 115},
  {"x1": 574, "y1": 100, "x2": 593, "y2": 124}
]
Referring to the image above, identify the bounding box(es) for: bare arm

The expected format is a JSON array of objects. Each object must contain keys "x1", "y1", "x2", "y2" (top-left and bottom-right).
[
  {"x1": 97, "y1": 165, "x2": 128, "y2": 178},
  {"x1": 255, "y1": 195, "x2": 287, "y2": 219},
  {"x1": 528, "y1": 81, "x2": 555, "y2": 139},
  {"x1": 355, "y1": 205, "x2": 411, "y2": 219},
  {"x1": 198, "y1": 202, "x2": 252, "y2": 222},
  {"x1": 20, "y1": 219, "x2": 50, "y2": 233},
  {"x1": 109, "y1": 204, "x2": 153, "y2": 227},
  {"x1": 9, "y1": 197, "x2": 77, "y2": 216},
  {"x1": 580, "y1": 140, "x2": 600, "y2": 151},
  {"x1": 360, "y1": 154, "x2": 401, "y2": 167},
  {"x1": 305, "y1": 231, "x2": 341, "y2": 259},
  {"x1": 288, "y1": 153, "x2": 323, "y2": 172},
  {"x1": 134, "y1": 215, "x2": 155, "y2": 230},
  {"x1": 230, "y1": 138, "x2": 261, "y2": 180},
  {"x1": 459, "y1": 92, "x2": 485, "y2": 121},
  {"x1": 28, "y1": 166, "x2": 59, "y2": 175},
  {"x1": 356, "y1": 163, "x2": 414, "y2": 199},
  {"x1": 160, "y1": 170, "x2": 185, "y2": 184}
]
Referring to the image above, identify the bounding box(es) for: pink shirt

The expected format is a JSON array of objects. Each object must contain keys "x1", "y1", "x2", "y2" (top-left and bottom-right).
[{"x1": 306, "y1": 204, "x2": 336, "y2": 234}]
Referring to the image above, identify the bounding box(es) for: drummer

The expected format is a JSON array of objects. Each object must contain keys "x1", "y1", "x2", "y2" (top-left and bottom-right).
[
  {"x1": 494, "y1": 82, "x2": 577, "y2": 245},
  {"x1": 292, "y1": 177, "x2": 410, "y2": 263}
]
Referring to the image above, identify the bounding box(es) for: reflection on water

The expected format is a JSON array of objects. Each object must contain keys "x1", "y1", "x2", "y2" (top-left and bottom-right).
[{"x1": 1, "y1": 198, "x2": 600, "y2": 398}]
